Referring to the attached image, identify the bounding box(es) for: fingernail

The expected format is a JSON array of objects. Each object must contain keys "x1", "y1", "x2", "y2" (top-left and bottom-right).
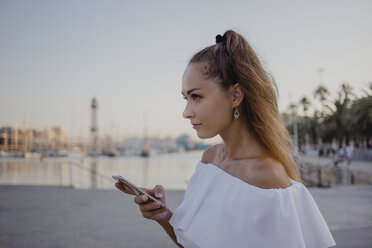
[{"x1": 155, "y1": 192, "x2": 162, "y2": 198}]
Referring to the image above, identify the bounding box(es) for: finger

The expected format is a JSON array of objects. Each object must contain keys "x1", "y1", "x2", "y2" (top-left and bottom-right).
[
  {"x1": 142, "y1": 207, "x2": 168, "y2": 219},
  {"x1": 139, "y1": 187, "x2": 155, "y2": 197},
  {"x1": 115, "y1": 182, "x2": 127, "y2": 192},
  {"x1": 139, "y1": 200, "x2": 163, "y2": 212},
  {"x1": 134, "y1": 194, "x2": 148, "y2": 205},
  {"x1": 115, "y1": 182, "x2": 136, "y2": 195},
  {"x1": 154, "y1": 185, "x2": 164, "y2": 199}
]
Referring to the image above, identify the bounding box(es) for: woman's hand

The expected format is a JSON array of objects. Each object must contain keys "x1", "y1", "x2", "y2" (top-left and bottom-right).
[
  {"x1": 114, "y1": 181, "x2": 137, "y2": 195},
  {"x1": 115, "y1": 183, "x2": 172, "y2": 223}
]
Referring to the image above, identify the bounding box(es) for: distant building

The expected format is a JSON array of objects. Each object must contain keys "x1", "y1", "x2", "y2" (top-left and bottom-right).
[
  {"x1": 44, "y1": 127, "x2": 67, "y2": 149},
  {"x1": 0, "y1": 126, "x2": 67, "y2": 151},
  {"x1": 0, "y1": 127, "x2": 23, "y2": 151}
]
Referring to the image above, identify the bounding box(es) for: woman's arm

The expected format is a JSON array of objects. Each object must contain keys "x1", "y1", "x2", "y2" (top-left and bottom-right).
[{"x1": 157, "y1": 213, "x2": 184, "y2": 248}]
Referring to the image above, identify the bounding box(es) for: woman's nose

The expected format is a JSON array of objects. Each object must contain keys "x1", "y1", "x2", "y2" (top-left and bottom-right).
[{"x1": 183, "y1": 104, "x2": 194, "y2": 119}]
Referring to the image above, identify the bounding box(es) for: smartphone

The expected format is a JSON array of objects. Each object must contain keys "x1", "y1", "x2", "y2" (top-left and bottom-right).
[{"x1": 112, "y1": 175, "x2": 165, "y2": 208}]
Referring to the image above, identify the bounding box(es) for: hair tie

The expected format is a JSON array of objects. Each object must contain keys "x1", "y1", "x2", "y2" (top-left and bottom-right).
[{"x1": 215, "y1": 34, "x2": 226, "y2": 44}]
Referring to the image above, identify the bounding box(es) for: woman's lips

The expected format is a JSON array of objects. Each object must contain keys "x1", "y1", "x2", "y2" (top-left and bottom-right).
[{"x1": 192, "y1": 124, "x2": 201, "y2": 129}]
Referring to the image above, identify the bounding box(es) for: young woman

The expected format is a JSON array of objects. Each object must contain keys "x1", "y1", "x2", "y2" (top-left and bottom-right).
[{"x1": 115, "y1": 30, "x2": 336, "y2": 248}]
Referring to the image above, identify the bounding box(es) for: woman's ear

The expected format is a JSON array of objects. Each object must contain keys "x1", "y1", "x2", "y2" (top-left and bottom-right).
[{"x1": 230, "y1": 83, "x2": 244, "y2": 107}]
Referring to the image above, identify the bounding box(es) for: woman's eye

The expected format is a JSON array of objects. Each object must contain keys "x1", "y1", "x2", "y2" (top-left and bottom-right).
[
  {"x1": 191, "y1": 94, "x2": 200, "y2": 100},
  {"x1": 183, "y1": 94, "x2": 201, "y2": 101}
]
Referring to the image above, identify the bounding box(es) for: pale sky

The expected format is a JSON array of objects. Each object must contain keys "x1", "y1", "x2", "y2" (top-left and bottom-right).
[{"x1": 1, "y1": 0, "x2": 371, "y2": 144}]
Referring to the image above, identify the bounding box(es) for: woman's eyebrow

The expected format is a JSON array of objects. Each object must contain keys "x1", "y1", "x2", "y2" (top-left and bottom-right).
[{"x1": 181, "y1": 88, "x2": 202, "y2": 96}]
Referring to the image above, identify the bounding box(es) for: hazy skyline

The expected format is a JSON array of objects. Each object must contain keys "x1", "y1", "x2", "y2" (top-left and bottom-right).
[{"x1": 1, "y1": 0, "x2": 371, "y2": 144}]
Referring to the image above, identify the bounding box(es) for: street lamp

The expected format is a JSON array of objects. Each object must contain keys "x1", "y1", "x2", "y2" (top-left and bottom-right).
[{"x1": 288, "y1": 103, "x2": 299, "y2": 155}]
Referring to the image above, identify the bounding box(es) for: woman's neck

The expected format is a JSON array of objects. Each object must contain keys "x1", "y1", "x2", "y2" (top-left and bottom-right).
[{"x1": 219, "y1": 118, "x2": 268, "y2": 161}]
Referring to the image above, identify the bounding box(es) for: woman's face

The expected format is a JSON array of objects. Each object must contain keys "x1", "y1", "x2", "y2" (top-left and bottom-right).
[{"x1": 181, "y1": 63, "x2": 234, "y2": 139}]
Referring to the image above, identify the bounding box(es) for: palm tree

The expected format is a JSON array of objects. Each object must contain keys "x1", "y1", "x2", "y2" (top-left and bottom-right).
[
  {"x1": 314, "y1": 85, "x2": 329, "y2": 101},
  {"x1": 350, "y1": 82, "x2": 372, "y2": 146},
  {"x1": 361, "y1": 81, "x2": 372, "y2": 96},
  {"x1": 299, "y1": 97, "x2": 311, "y2": 117},
  {"x1": 323, "y1": 84, "x2": 355, "y2": 146},
  {"x1": 340, "y1": 83, "x2": 355, "y2": 105},
  {"x1": 314, "y1": 85, "x2": 330, "y2": 117}
]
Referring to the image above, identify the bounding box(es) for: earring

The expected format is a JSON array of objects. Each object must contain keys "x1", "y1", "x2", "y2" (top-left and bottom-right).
[{"x1": 234, "y1": 107, "x2": 240, "y2": 119}]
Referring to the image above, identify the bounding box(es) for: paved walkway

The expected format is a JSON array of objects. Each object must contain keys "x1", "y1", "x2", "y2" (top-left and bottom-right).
[
  {"x1": 0, "y1": 185, "x2": 371, "y2": 248},
  {"x1": 302, "y1": 154, "x2": 372, "y2": 174}
]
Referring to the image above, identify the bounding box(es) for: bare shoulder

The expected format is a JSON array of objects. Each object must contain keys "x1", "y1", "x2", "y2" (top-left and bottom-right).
[
  {"x1": 201, "y1": 144, "x2": 224, "y2": 164},
  {"x1": 251, "y1": 159, "x2": 291, "y2": 189}
]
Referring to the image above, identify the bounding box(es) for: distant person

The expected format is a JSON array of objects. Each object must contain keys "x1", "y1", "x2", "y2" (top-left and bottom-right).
[
  {"x1": 339, "y1": 145, "x2": 345, "y2": 161},
  {"x1": 115, "y1": 30, "x2": 336, "y2": 247},
  {"x1": 333, "y1": 144, "x2": 343, "y2": 167},
  {"x1": 318, "y1": 145, "x2": 324, "y2": 157},
  {"x1": 345, "y1": 142, "x2": 355, "y2": 166}
]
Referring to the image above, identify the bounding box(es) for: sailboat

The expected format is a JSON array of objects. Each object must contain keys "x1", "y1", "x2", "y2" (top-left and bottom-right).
[
  {"x1": 107, "y1": 135, "x2": 118, "y2": 157},
  {"x1": 23, "y1": 116, "x2": 41, "y2": 159},
  {"x1": 140, "y1": 114, "x2": 150, "y2": 157},
  {"x1": 140, "y1": 142, "x2": 149, "y2": 157}
]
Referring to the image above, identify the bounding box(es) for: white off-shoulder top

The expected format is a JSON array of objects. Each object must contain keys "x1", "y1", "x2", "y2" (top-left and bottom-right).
[{"x1": 169, "y1": 160, "x2": 336, "y2": 248}]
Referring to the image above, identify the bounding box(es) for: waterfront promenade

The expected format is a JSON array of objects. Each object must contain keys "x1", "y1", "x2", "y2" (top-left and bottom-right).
[
  {"x1": 1, "y1": 183, "x2": 371, "y2": 248},
  {"x1": 300, "y1": 153, "x2": 372, "y2": 187},
  {"x1": 303, "y1": 154, "x2": 372, "y2": 174}
]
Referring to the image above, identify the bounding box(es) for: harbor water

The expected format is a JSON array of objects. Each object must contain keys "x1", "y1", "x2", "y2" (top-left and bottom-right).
[{"x1": 0, "y1": 150, "x2": 203, "y2": 190}]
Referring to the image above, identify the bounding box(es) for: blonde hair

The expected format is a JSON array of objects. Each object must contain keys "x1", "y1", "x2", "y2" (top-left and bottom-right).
[{"x1": 189, "y1": 30, "x2": 301, "y2": 182}]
